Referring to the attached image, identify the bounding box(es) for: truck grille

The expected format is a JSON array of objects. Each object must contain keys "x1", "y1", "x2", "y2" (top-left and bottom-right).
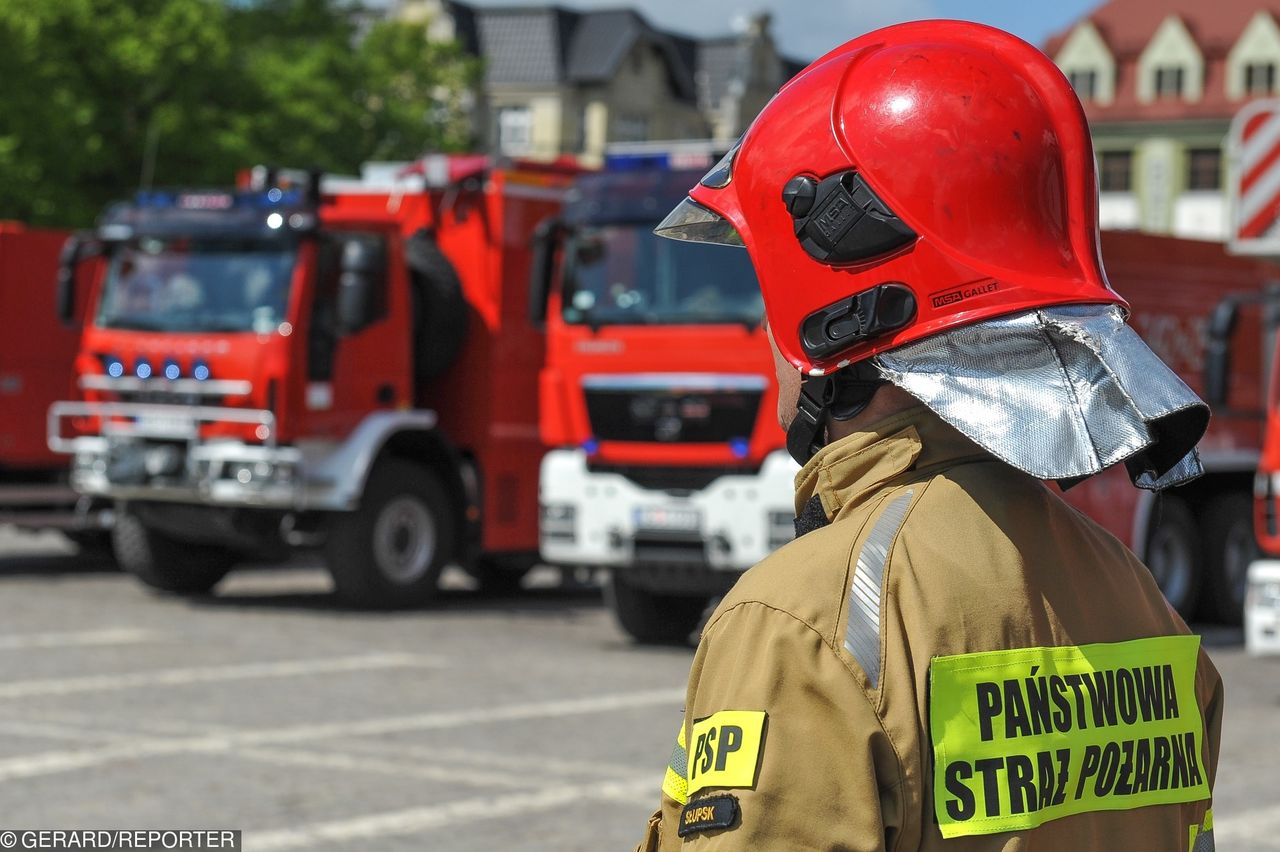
[
  {"x1": 589, "y1": 465, "x2": 755, "y2": 494},
  {"x1": 583, "y1": 385, "x2": 762, "y2": 443}
]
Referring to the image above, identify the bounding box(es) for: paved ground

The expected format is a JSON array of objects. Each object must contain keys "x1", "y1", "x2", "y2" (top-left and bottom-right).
[{"x1": 0, "y1": 527, "x2": 1276, "y2": 850}]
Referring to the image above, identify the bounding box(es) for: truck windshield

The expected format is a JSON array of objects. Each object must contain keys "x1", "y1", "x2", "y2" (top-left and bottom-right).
[
  {"x1": 97, "y1": 237, "x2": 296, "y2": 333},
  {"x1": 562, "y1": 224, "x2": 761, "y2": 326}
]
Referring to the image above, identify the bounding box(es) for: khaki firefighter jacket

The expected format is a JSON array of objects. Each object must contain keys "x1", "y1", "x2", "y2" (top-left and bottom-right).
[{"x1": 638, "y1": 405, "x2": 1223, "y2": 851}]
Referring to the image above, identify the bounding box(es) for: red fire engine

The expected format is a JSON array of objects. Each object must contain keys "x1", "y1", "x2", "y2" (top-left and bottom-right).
[
  {"x1": 1063, "y1": 230, "x2": 1274, "y2": 624},
  {"x1": 0, "y1": 222, "x2": 109, "y2": 542},
  {"x1": 49, "y1": 158, "x2": 572, "y2": 606},
  {"x1": 533, "y1": 167, "x2": 797, "y2": 642}
]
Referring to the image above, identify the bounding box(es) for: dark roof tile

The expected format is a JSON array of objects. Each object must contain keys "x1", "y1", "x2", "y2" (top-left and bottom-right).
[{"x1": 476, "y1": 7, "x2": 578, "y2": 85}]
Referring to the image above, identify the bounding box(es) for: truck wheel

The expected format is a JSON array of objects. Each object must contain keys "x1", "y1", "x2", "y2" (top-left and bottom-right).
[
  {"x1": 326, "y1": 462, "x2": 455, "y2": 608},
  {"x1": 405, "y1": 230, "x2": 468, "y2": 384},
  {"x1": 605, "y1": 569, "x2": 708, "y2": 645},
  {"x1": 112, "y1": 511, "x2": 233, "y2": 594},
  {"x1": 1201, "y1": 494, "x2": 1257, "y2": 625},
  {"x1": 1144, "y1": 496, "x2": 1202, "y2": 619}
]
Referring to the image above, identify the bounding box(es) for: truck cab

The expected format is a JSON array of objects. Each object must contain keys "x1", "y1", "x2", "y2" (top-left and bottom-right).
[
  {"x1": 51, "y1": 159, "x2": 573, "y2": 605},
  {"x1": 534, "y1": 167, "x2": 797, "y2": 642}
]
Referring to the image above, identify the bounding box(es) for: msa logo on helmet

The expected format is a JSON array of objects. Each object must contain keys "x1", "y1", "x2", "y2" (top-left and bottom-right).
[
  {"x1": 782, "y1": 171, "x2": 917, "y2": 265},
  {"x1": 814, "y1": 195, "x2": 858, "y2": 243},
  {"x1": 931, "y1": 281, "x2": 1000, "y2": 309}
]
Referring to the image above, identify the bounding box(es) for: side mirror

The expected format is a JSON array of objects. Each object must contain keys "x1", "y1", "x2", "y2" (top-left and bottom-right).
[
  {"x1": 528, "y1": 217, "x2": 563, "y2": 325},
  {"x1": 56, "y1": 232, "x2": 98, "y2": 326},
  {"x1": 1204, "y1": 298, "x2": 1240, "y2": 407},
  {"x1": 336, "y1": 237, "x2": 384, "y2": 335}
]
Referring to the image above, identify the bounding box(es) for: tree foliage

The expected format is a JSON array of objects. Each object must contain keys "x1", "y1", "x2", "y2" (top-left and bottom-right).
[{"x1": 0, "y1": 0, "x2": 481, "y2": 226}]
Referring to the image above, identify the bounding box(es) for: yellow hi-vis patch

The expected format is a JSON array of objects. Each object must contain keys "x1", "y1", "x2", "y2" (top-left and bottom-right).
[
  {"x1": 662, "y1": 724, "x2": 689, "y2": 805},
  {"x1": 687, "y1": 710, "x2": 766, "y2": 798},
  {"x1": 930, "y1": 635, "x2": 1208, "y2": 839}
]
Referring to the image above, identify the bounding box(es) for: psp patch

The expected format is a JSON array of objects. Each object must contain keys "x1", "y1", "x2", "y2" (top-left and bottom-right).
[
  {"x1": 929, "y1": 635, "x2": 1209, "y2": 838},
  {"x1": 678, "y1": 794, "x2": 739, "y2": 837},
  {"x1": 687, "y1": 710, "x2": 767, "y2": 798}
]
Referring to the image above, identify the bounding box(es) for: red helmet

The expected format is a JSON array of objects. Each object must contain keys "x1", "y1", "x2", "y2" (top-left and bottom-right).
[{"x1": 657, "y1": 20, "x2": 1123, "y2": 376}]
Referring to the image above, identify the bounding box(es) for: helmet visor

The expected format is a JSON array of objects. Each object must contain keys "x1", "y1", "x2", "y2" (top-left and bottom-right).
[{"x1": 653, "y1": 197, "x2": 744, "y2": 247}]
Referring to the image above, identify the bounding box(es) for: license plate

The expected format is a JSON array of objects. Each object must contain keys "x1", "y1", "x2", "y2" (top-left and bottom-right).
[
  {"x1": 134, "y1": 413, "x2": 194, "y2": 438},
  {"x1": 634, "y1": 505, "x2": 701, "y2": 532}
]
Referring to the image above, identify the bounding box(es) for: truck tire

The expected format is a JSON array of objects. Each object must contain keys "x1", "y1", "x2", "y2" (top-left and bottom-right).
[
  {"x1": 605, "y1": 569, "x2": 708, "y2": 645},
  {"x1": 112, "y1": 510, "x2": 234, "y2": 594},
  {"x1": 1201, "y1": 493, "x2": 1257, "y2": 625},
  {"x1": 405, "y1": 230, "x2": 468, "y2": 384},
  {"x1": 326, "y1": 461, "x2": 455, "y2": 608},
  {"x1": 1144, "y1": 496, "x2": 1202, "y2": 619}
]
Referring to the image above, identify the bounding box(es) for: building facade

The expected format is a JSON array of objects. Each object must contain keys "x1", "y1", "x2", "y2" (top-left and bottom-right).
[
  {"x1": 393, "y1": 1, "x2": 804, "y2": 165},
  {"x1": 1047, "y1": 0, "x2": 1280, "y2": 241}
]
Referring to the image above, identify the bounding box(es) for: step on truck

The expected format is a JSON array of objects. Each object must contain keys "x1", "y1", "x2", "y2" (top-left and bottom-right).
[
  {"x1": 0, "y1": 222, "x2": 111, "y2": 546},
  {"x1": 49, "y1": 158, "x2": 574, "y2": 605},
  {"x1": 532, "y1": 166, "x2": 798, "y2": 643}
]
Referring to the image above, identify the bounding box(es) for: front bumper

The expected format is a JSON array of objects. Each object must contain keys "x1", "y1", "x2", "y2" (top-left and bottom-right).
[
  {"x1": 1246, "y1": 559, "x2": 1280, "y2": 656},
  {"x1": 50, "y1": 401, "x2": 304, "y2": 509},
  {"x1": 538, "y1": 448, "x2": 798, "y2": 572}
]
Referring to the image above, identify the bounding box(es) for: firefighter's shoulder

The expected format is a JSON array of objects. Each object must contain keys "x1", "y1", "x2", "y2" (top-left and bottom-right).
[{"x1": 706, "y1": 493, "x2": 899, "y2": 643}]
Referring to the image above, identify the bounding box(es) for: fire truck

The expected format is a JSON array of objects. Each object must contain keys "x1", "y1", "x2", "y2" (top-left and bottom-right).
[
  {"x1": 0, "y1": 222, "x2": 110, "y2": 543},
  {"x1": 49, "y1": 158, "x2": 573, "y2": 606},
  {"x1": 1061, "y1": 230, "x2": 1274, "y2": 625},
  {"x1": 1203, "y1": 254, "x2": 1280, "y2": 639},
  {"x1": 533, "y1": 166, "x2": 797, "y2": 643}
]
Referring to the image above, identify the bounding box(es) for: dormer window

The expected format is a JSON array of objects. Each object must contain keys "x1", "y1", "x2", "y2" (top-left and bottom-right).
[
  {"x1": 1246, "y1": 62, "x2": 1277, "y2": 94},
  {"x1": 1068, "y1": 69, "x2": 1099, "y2": 100},
  {"x1": 1136, "y1": 16, "x2": 1203, "y2": 103},
  {"x1": 1154, "y1": 66, "x2": 1185, "y2": 98}
]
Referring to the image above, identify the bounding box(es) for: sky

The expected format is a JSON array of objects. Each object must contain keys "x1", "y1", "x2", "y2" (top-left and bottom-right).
[{"x1": 446, "y1": 0, "x2": 1106, "y2": 60}]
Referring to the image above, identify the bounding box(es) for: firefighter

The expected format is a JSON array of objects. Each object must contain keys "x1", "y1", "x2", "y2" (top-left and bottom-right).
[{"x1": 639, "y1": 21, "x2": 1222, "y2": 851}]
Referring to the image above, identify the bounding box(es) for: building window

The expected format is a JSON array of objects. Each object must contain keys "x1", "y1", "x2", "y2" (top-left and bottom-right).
[
  {"x1": 1246, "y1": 62, "x2": 1277, "y2": 95},
  {"x1": 1187, "y1": 148, "x2": 1222, "y2": 191},
  {"x1": 1068, "y1": 69, "x2": 1098, "y2": 100},
  {"x1": 1154, "y1": 66, "x2": 1185, "y2": 98},
  {"x1": 1099, "y1": 151, "x2": 1133, "y2": 192},
  {"x1": 613, "y1": 113, "x2": 649, "y2": 143},
  {"x1": 496, "y1": 106, "x2": 533, "y2": 156}
]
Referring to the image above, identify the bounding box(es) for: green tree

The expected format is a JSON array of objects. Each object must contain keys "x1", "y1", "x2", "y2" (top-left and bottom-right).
[{"x1": 0, "y1": 0, "x2": 480, "y2": 227}]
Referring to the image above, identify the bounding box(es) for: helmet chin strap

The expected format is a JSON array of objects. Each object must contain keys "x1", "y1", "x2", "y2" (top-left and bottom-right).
[{"x1": 785, "y1": 361, "x2": 886, "y2": 465}]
